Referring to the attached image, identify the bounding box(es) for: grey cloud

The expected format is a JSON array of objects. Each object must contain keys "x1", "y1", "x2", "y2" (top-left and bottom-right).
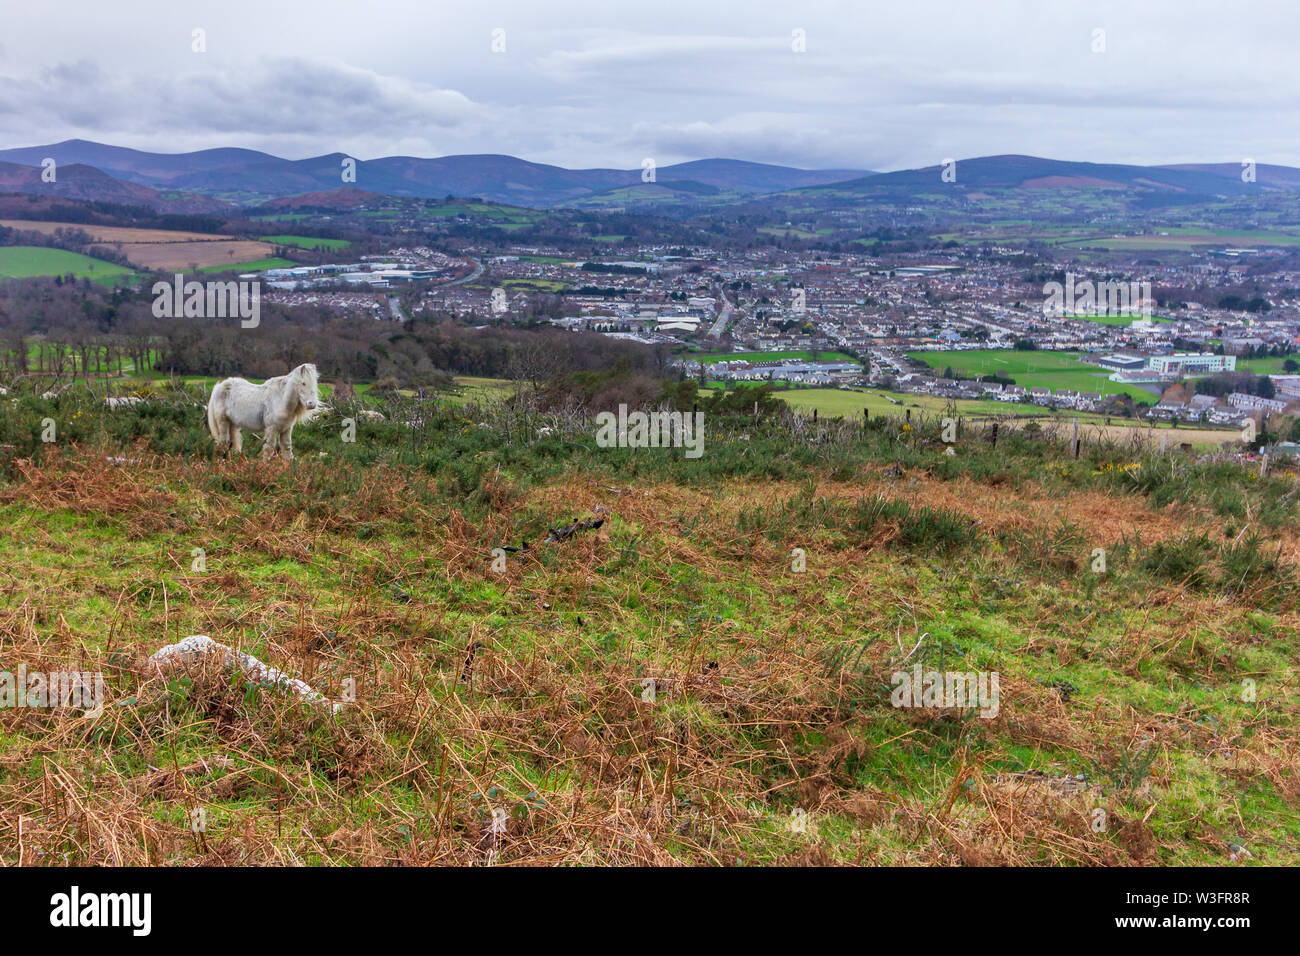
[{"x1": 2, "y1": 0, "x2": 1299, "y2": 169}]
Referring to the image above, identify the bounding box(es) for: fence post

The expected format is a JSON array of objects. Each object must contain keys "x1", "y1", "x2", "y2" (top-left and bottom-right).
[{"x1": 991, "y1": 422, "x2": 999, "y2": 447}]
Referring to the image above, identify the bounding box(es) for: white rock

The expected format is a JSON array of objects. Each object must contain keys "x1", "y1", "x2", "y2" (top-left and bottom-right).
[{"x1": 149, "y1": 635, "x2": 340, "y2": 714}]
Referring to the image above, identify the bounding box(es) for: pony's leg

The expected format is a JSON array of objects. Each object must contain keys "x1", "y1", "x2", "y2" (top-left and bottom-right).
[
  {"x1": 230, "y1": 426, "x2": 242, "y2": 455},
  {"x1": 279, "y1": 425, "x2": 294, "y2": 462},
  {"x1": 261, "y1": 428, "x2": 278, "y2": 462},
  {"x1": 211, "y1": 413, "x2": 230, "y2": 457}
]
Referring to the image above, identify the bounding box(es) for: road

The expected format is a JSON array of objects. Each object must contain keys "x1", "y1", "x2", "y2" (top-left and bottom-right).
[
  {"x1": 443, "y1": 256, "x2": 484, "y2": 287},
  {"x1": 707, "y1": 296, "x2": 733, "y2": 338}
]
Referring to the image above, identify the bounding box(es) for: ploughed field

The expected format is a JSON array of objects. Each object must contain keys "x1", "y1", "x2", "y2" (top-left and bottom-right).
[
  {"x1": 0, "y1": 220, "x2": 279, "y2": 271},
  {"x1": 0, "y1": 386, "x2": 1296, "y2": 865}
]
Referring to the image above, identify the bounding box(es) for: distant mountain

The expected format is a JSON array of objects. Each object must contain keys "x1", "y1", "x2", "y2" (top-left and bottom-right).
[
  {"x1": 1156, "y1": 162, "x2": 1300, "y2": 190},
  {"x1": 0, "y1": 160, "x2": 231, "y2": 213},
  {"x1": 5, "y1": 142, "x2": 1298, "y2": 214},
  {"x1": 0, "y1": 141, "x2": 875, "y2": 207},
  {"x1": 0, "y1": 139, "x2": 278, "y2": 186},
  {"x1": 807, "y1": 154, "x2": 1300, "y2": 197}
]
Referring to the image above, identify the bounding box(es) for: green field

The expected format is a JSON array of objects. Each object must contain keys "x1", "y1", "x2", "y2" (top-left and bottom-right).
[
  {"x1": 775, "y1": 388, "x2": 1230, "y2": 444},
  {"x1": 502, "y1": 278, "x2": 567, "y2": 292},
  {"x1": 198, "y1": 257, "x2": 297, "y2": 274},
  {"x1": 261, "y1": 235, "x2": 351, "y2": 251},
  {"x1": 1058, "y1": 231, "x2": 1300, "y2": 252},
  {"x1": 781, "y1": 387, "x2": 1026, "y2": 420},
  {"x1": 1074, "y1": 313, "x2": 1173, "y2": 328},
  {"x1": 909, "y1": 350, "x2": 1157, "y2": 400},
  {"x1": 446, "y1": 376, "x2": 515, "y2": 404},
  {"x1": 1235, "y1": 356, "x2": 1297, "y2": 375},
  {"x1": 0, "y1": 246, "x2": 133, "y2": 281}
]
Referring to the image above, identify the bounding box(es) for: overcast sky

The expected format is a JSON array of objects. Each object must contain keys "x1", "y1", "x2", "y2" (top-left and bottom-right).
[{"x1": 2, "y1": 0, "x2": 1298, "y2": 171}]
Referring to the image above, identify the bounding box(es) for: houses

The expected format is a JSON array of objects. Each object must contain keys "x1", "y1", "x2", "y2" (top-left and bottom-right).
[{"x1": 1228, "y1": 392, "x2": 1290, "y2": 414}]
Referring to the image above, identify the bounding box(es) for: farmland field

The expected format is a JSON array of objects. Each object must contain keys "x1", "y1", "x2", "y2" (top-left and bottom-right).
[
  {"x1": 0, "y1": 219, "x2": 280, "y2": 270},
  {"x1": 116, "y1": 240, "x2": 278, "y2": 270},
  {"x1": 0, "y1": 220, "x2": 230, "y2": 243},
  {"x1": 197, "y1": 257, "x2": 296, "y2": 273},
  {"x1": 909, "y1": 350, "x2": 1157, "y2": 400},
  {"x1": 0, "y1": 245, "x2": 133, "y2": 281},
  {"x1": 447, "y1": 376, "x2": 515, "y2": 404},
  {"x1": 776, "y1": 388, "x2": 1233, "y2": 443},
  {"x1": 781, "y1": 387, "x2": 1015, "y2": 419},
  {"x1": 262, "y1": 235, "x2": 351, "y2": 251},
  {"x1": 1057, "y1": 231, "x2": 1300, "y2": 251}
]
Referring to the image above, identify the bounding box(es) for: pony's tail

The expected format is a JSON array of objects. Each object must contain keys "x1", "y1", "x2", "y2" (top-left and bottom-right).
[{"x1": 206, "y1": 384, "x2": 226, "y2": 443}]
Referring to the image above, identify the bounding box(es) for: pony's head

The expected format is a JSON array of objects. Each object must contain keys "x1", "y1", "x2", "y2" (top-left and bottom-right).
[{"x1": 292, "y1": 363, "x2": 320, "y2": 419}]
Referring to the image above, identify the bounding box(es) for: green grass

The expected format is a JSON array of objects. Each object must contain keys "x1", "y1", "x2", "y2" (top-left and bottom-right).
[
  {"x1": 0, "y1": 387, "x2": 1296, "y2": 866},
  {"x1": 197, "y1": 257, "x2": 297, "y2": 274},
  {"x1": 1235, "y1": 356, "x2": 1296, "y2": 375},
  {"x1": 261, "y1": 235, "x2": 351, "y2": 251},
  {"x1": 909, "y1": 350, "x2": 1157, "y2": 400},
  {"x1": 1073, "y1": 313, "x2": 1173, "y2": 328},
  {"x1": 446, "y1": 376, "x2": 515, "y2": 404},
  {"x1": 502, "y1": 278, "x2": 567, "y2": 292},
  {"x1": 781, "y1": 387, "x2": 1033, "y2": 420},
  {"x1": 0, "y1": 246, "x2": 133, "y2": 281}
]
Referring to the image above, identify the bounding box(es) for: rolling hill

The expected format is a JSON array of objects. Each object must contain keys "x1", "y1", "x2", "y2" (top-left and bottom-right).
[
  {"x1": 5, "y1": 141, "x2": 1300, "y2": 214},
  {"x1": 807, "y1": 154, "x2": 1300, "y2": 197},
  {"x1": 0, "y1": 160, "x2": 232, "y2": 214},
  {"x1": 0, "y1": 140, "x2": 873, "y2": 207}
]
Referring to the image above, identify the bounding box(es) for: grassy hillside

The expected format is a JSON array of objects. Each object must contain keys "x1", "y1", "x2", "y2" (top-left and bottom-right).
[
  {"x1": 0, "y1": 387, "x2": 1296, "y2": 865},
  {"x1": 0, "y1": 246, "x2": 133, "y2": 281}
]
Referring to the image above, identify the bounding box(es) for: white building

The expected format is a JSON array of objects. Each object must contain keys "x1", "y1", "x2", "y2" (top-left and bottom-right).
[{"x1": 1147, "y1": 353, "x2": 1236, "y2": 376}]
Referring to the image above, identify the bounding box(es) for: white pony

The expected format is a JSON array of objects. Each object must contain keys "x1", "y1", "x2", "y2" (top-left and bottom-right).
[{"x1": 206, "y1": 363, "x2": 321, "y2": 461}]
